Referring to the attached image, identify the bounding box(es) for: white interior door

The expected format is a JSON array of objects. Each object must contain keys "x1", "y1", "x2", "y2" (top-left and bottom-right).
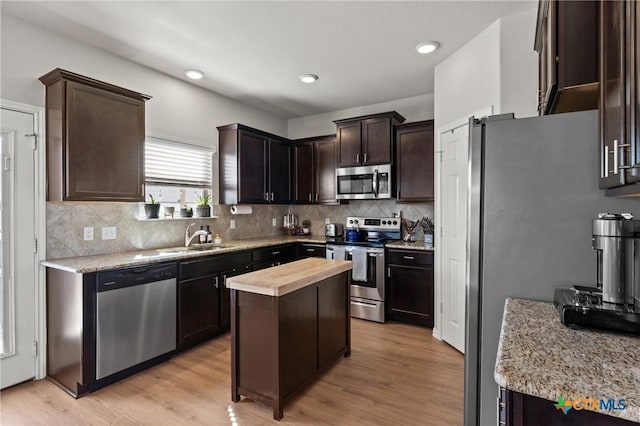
[
  {"x1": 439, "y1": 123, "x2": 468, "y2": 353},
  {"x1": 1, "y1": 107, "x2": 37, "y2": 388}
]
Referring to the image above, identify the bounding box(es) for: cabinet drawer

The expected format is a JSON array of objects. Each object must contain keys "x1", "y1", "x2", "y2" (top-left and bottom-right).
[
  {"x1": 386, "y1": 250, "x2": 433, "y2": 267},
  {"x1": 180, "y1": 251, "x2": 252, "y2": 280},
  {"x1": 252, "y1": 244, "x2": 296, "y2": 263},
  {"x1": 297, "y1": 243, "x2": 326, "y2": 258}
]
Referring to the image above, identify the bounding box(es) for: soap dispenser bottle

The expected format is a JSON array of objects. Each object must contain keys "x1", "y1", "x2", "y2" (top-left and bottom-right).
[
  {"x1": 199, "y1": 225, "x2": 206, "y2": 243},
  {"x1": 206, "y1": 225, "x2": 212, "y2": 243},
  {"x1": 214, "y1": 233, "x2": 222, "y2": 245}
]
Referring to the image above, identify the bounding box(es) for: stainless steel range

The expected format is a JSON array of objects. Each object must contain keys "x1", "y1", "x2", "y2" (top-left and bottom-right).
[{"x1": 326, "y1": 216, "x2": 401, "y2": 323}]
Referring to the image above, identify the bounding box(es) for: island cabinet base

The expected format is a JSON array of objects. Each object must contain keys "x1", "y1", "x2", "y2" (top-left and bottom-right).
[{"x1": 230, "y1": 271, "x2": 351, "y2": 420}]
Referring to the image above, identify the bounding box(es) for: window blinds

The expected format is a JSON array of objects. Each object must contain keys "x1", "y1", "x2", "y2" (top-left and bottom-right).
[{"x1": 145, "y1": 137, "x2": 213, "y2": 188}]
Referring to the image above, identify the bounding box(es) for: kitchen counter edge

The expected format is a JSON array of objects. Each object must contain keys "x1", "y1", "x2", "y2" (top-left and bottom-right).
[
  {"x1": 42, "y1": 236, "x2": 328, "y2": 273},
  {"x1": 494, "y1": 298, "x2": 640, "y2": 423}
]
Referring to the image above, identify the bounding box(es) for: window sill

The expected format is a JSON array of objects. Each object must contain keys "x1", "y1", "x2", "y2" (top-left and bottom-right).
[{"x1": 135, "y1": 216, "x2": 219, "y2": 222}]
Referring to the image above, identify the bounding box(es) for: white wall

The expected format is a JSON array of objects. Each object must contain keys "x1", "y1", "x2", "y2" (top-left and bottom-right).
[
  {"x1": 287, "y1": 93, "x2": 434, "y2": 139},
  {"x1": 0, "y1": 14, "x2": 288, "y2": 148},
  {"x1": 434, "y1": 8, "x2": 537, "y2": 129}
]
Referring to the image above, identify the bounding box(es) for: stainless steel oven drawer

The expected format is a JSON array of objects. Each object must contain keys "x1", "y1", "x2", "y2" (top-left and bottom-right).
[{"x1": 350, "y1": 297, "x2": 385, "y2": 323}]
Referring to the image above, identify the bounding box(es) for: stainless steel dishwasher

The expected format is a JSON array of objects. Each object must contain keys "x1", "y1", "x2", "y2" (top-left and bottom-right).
[{"x1": 96, "y1": 262, "x2": 177, "y2": 380}]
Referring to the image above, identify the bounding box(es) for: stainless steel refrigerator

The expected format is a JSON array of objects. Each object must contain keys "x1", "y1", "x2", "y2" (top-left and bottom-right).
[{"x1": 463, "y1": 110, "x2": 639, "y2": 426}]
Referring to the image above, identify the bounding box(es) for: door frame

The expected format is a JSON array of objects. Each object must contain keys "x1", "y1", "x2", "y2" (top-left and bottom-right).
[
  {"x1": 434, "y1": 106, "x2": 492, "y2": 341},
  {"x1": 1, "y1": 99, "x2": 46, "y2": 380}
]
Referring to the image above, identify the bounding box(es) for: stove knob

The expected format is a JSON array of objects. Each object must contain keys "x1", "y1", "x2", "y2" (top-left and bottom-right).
[
  {"x1": 354, "y1": 220, "x2": 359, "y2": 224},
  {"x1": 382, "y1": 220, "x2": 387, "y2": 225},
  {"x1": 349, "y1": 219, "x2": 353, "y2": 224},
  {"x1": 392, "y1": 220, "x2": 398, "y2": 225}
]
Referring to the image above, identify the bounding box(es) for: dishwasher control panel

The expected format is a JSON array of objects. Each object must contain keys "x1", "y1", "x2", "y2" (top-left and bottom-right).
[{"x1": 97, "y1": 262, "x2": 177, "y2": 292}]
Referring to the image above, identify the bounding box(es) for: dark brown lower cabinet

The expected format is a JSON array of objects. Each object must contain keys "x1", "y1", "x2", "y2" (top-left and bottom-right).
[
  {"x1": 231, "y1": 272, "x2": 350, "y2": 420},
  {"x1": 386, "y1": 249, "x2": 434, "y2": 327},
  {"x1": 178, "y1": 251, "x2": 251, "y2": 350},
  {"x1": 499, "y1": 387, "x2": 636, "y2": 426}
]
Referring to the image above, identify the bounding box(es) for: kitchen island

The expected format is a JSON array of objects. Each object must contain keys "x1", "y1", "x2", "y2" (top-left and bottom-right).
[
  {"x1": 226, "y1": 257, "x2": 352, "y2": 420},
  {"x1": 495, "y1": 298, "x2": 640, "y2": 425}
]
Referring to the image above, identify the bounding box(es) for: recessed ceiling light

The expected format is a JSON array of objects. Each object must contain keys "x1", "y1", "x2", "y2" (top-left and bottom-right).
[
  {"x1": 300, "y1": 74, "x2": 319, "y2": 84},
  {"x1": 416, "y1": 41, "x2": 440, "y2": 54},
  {"x1": 185, "y1": 69, "x2": 204, "y2": 80}
]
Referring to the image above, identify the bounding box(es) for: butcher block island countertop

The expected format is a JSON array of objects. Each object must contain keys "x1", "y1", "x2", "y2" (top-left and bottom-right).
[
  {"x1": 228, "y1": 258, "x2": 353, "y2": 420},
  {"x1": 225, "y1": 257, "x2": 352, "y2": 296}
]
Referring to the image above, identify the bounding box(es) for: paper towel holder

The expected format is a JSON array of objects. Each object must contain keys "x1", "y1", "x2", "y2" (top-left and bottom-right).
[{"x1": 230, "y1": 205, "x2": 253, "y2": 215}]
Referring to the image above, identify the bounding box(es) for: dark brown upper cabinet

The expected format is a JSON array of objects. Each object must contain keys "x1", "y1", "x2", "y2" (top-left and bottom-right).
[
  {"x1": 334, "y1": 111, "x2": 405, "y2": 167},
  {"x1": 291, "y1": 135, "x2": 337, "y2": 204},
  {"x1": 217, "y1": 123, "x2": 291, "y2": 204},
  {"x1": 599, "y1": 1, "x2": 640, "y2": 196},
  {"x1": 534, "y1": 0, "x2": 599, "y2": 115},
  {"x1": 39, "y1": 69, "x2": 151, "y2": 201},
  {"x1": 395, "y1": 121, "x2": 434, "y2": 202}
]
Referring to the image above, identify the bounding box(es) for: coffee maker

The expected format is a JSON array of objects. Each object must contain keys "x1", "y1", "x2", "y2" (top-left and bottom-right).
[{"x1": 554, "y1": 213, "x2": 640, "y2": 335}]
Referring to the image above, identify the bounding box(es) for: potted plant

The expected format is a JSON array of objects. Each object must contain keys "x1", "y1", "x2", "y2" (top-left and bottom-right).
[
  {"x1": 180, "y1": 204, "x2": 193, "y2": 218},
  {"x1": 144, "y1": 194, "x2": 161, "y2": 219},
  {"x1": 301, "y1": 219, "x2": 311, "y2": 234},
  {"x1": 195, "y1": 192, "x2": 211, "y2": 218}
]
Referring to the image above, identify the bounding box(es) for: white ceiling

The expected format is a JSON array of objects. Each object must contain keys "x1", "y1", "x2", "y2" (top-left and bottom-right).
[{"x1": 3, "y1": 1, "x2": 536, "y2": 119}]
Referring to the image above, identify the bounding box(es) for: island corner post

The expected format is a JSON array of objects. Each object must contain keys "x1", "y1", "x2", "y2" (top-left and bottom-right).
[{"x1": 227, "y1": 258, "x2": 352, "y2": 420}]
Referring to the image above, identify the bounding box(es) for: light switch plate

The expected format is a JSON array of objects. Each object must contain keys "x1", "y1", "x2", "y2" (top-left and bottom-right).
[
  {"x1": 102, "y1": 226, "x2": 116, "y2": 240},
  {"x1": 325, "y1": 218, "x2": 330, "y2": 224},
  {"x1": 230, "y1": 219, "x2": 236, "y2": 229},
  {"x1": 272, "y1": 218, "x2": 277, "y2": 227},
  {"x1": 83, "y1": 227, "x2": 94, "y2": 241}
]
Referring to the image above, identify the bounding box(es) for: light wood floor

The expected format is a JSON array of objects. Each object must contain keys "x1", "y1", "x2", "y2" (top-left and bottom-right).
[{"x1": 0, "y1": 319, "x2": 464, "y2": 425}]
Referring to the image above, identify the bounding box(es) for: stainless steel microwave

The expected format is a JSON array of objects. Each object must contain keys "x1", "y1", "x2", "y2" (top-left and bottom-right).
[{"x1": 336, "y1": 164, "x2": 392, "y2": 200}]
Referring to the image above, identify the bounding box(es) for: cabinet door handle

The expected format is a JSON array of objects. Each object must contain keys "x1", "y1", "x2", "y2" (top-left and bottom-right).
[
  {"x1": 309, "y1": 193, "x2": 312, "y2": 202},
  {"x1": 271, "y1": 251, "x2": 280, "y2": 255},
  {"x1": 356, "y1": 153, "x2": 360, "y2": 164},
  {"x1": 403, "y1": 256, "x2": 415, "y2": 260},
  {"x1": 364, "y1": 152, "x2": 367, "y2": 163},
  {"x1": 604, "y1": 143, "x2": 609, "y2": 177},
  {"x1": 264, "y1": 192, "x2": 269, "y2": 201},
  {"x1": 222, "y1": 274, "x2": 227, "y2": 286},
  {"x1": 613, "y1": 139, "x2": 619, "y2": 174},
  {"x1": 387, "y1": 267, "x2": 390, "y2": 278},
  {"x1": 270, "y1": 192, "x2": 274, "y2": 202},
  {"x1": 315, "y1": 192, "x2": 319, "y2": 202},
  {"x1": 214, "y1": 276, "x2": 219, "y2": 288}
]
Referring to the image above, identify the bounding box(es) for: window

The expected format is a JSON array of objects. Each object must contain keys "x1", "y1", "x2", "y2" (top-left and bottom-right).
[{"x1": 141, "y1": 136, "x2": 214, "y2": 217}]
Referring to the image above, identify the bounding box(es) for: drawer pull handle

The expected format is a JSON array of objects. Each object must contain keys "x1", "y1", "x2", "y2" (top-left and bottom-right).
[
  {"x1": 271, "y1": 251, "x2": 280, "y2": 255},
  {"x1": 403, "y1": 256, "x2": 415, "y2": 260},
  {"x1": 306, "y1": 248, "x2": 315, "y2": 252}
]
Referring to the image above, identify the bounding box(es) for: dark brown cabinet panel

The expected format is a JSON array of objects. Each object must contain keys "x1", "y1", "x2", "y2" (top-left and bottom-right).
[
  {"x1": 334, "y1": 112, "x2": 405, "y2": 167},
  {"x1": 39, "y1": 69, "x2": 150, "y2": 201},
  {"x1": 318, "y1": 274, "x2": 348, "y2": 369},
  {"x1": 292, "y1": 135, "x2": 337, "y2": 204},
  {"x1": 534, "y1": 0, "x2": 599, "y2": 115},
  {"x1": 498, "y1": 387, "x2": 636, "y2": 426},
  {"x1": 292, "y1": 142, "x2": 314, "y2": 203},
  {"x1": 220, "y1": 264, "x2": 251, "y2": 331},
  {"x1": 297, "y1": 243, "x2": 326, "y2": 259},
  {"x1": 315, "y1": 137, "x2": 338, "y2": 203},
  {"x1": 599, "y1": 1, "x2": 640, "y2": 195},
  {"x1": 386, "y1": 249, "x2": 434, "y2": 327},
  {"x1": 217, "y1": 123, "x2": 291, "y2": 204},
  {"x1": 238, "y1": 130, "x2": 268, "y2": 203},
  {"x1": 178, "y1": 273, "x2": 220, "y2": 348},
  {"x1": 395, "y1": 121, "x2": 434, "y2": 201}
]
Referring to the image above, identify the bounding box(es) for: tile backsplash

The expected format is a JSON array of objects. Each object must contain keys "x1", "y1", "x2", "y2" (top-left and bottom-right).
[{"x1": 46, "y1": 200, "x2": 433, "y2": 259}]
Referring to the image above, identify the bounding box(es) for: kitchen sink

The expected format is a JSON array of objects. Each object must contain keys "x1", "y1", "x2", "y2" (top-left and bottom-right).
[{"x1": 155, "y1": 244, "x2": 234, "y2": 255}]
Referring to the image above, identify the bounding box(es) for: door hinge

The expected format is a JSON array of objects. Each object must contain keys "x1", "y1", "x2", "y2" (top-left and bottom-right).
[
  {"x1": 3, "y1": 156, "x2": 10, "y2": 171},
  {"x1": 33, "y1": 341, "x2": 38, "y2": 357},
  {"x1": 33, "y1": 238, "x2": 38, "y2": 253},
  {"x1": 25, "y1": 133, "x2": 38, "y2": 150}
]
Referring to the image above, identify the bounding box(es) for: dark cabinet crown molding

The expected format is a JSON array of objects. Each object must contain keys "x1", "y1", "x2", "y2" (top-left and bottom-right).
[
  {"x1": 333, "y1": 111, "x2": 406, "y2": 125},
  {"x1": 39, "y1": 68, "x2": 151, "y2": 102}
]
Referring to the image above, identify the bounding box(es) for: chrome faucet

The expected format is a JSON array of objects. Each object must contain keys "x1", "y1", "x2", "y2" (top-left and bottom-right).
[{"x1": 185, "y1": 223, "x2": 208, "y2": 247}]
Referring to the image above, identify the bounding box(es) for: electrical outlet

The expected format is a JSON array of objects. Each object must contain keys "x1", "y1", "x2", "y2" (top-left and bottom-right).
[
  {"x1": 230, "y1": 219, "x2": 236, "y2": 229},
  {"x1": 83, "y1": 227, "x2": 94, "y2": 241},
  {"x1": 102, "y1": 226, "x2": 116, "y2": 240},
  {"x1": 272, "y1": 218, "x2": 277, "y2": 227},
  {"x1": 325, "y1": 218, "x2": 330, "y2": 225}
]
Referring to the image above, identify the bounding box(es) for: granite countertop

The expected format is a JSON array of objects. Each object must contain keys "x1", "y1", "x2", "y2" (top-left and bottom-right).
[
  {"x1": 495, "y1": 298, "x2": 640, "y2": 423},
  {"x1": 225, "y1": 258, "x2": 352, "y2": 296},
  {"x1": 385, "y1": 240, "x2": 435, "y2": 251},
  {"x1": 42, "y1": 235, "x2": 327, "y2": 273}
]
